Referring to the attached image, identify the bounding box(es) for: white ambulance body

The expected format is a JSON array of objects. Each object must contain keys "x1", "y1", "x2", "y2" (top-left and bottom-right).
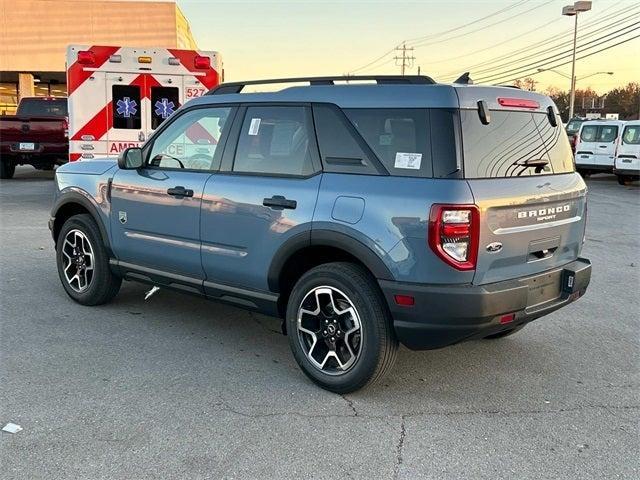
[{"x1": 66, "y1": 45, "x2": 222, "y2": 161}]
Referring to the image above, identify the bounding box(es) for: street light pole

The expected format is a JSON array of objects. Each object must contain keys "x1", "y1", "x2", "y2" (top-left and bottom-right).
[
  {"x1": 563, "y1": 1, "x2": 592, "y2": 120},
  {"x1": 569, "y1": 13, "x2": 578, "y2": 120}
]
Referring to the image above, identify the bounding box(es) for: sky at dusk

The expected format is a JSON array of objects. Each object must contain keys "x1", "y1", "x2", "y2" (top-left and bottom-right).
[{"x1": 179, "y1": 0, "x2": 639, "y2": 93}]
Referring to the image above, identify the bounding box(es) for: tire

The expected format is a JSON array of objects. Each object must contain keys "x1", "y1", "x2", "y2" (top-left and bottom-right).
[
  {"x1": 617, "y1": 175, "x2": 633, "y2": 186},
  {"x1": 577, "y1": 169, "x2": 589, "y2": 178},
  {"x1": 0, "y1": 160, "x2": 15, "y2": 179},
  {"x1": 286, "y1": 262, "x2": 398, "y2": 393},
  {"x1": 56, "y1": 214, "x2": 121, "y2": 306},
  {"x1": 484, "y1": 324, "x2": 525, "y2": 340}
]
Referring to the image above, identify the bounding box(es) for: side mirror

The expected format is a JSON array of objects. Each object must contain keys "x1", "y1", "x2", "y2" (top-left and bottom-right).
[{"x1": 118, "y1": 147, "x2": 143, "y2": 170}]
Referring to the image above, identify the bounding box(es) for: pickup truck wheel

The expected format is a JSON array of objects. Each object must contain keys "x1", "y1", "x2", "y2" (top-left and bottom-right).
[
  {"x1": 286, "y1": 262, "x2": 398, "y2": 393},
  {"x1": 56, "y1": 214, "x2": 121, "y2": 306},
  {"x1": 0, "y1": 161, "x2": 15, "y2": 179},
  {"x1": 617, "y1": 175, "x2": 631, "y2": 186},
  {"x1": 483, "y1": 324, "x2": 525, "y2": 339}
]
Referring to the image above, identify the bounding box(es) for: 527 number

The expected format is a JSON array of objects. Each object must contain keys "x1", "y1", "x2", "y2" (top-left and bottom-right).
[{"x1": 186, "y1": 88, "x2": 206, "y2": 98}]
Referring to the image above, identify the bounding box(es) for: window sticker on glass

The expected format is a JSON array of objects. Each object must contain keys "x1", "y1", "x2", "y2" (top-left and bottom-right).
[
  {"x1": 248, "y1": 118, "x2": 261, "y2": 135},
  {"x1": 394, "y1": 152, "x2": 422, "y2": 170},
  {"x1": 379, "y1": 134, "x2": 392, "y2": 146}
]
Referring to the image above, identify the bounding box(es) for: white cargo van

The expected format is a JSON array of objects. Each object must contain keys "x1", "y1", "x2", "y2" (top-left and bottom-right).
[
  {"x1": 575, "y1": 120, "x2": 625, "y2": 175},
  {"x1": 614, "y1": 120, "x2": 640, "y2": 185}
]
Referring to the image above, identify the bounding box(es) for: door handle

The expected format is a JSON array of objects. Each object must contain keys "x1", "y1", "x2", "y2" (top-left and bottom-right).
[
  {"x1": 263, "y1": 195, "x2": 297, "y2": 210},
  {"x1": 167, "y1": 186, "x2": 194, "y2": 198},
  {"x1": 598, "y1": 145, "x2": 608, "y2": 148}
]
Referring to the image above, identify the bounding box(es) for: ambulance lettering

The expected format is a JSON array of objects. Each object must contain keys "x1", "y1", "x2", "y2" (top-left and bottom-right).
[{"x1": 109, "y1": 142, "x2": 141, "y2": 153}]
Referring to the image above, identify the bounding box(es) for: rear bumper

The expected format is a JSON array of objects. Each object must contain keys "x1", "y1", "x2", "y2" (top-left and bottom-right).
[
  {"x1": 379, "y1": 258, "x2": 591, "y2": 350},
  {"x1": 614, "y1": 167, "x2": 640, "y2": 177}
]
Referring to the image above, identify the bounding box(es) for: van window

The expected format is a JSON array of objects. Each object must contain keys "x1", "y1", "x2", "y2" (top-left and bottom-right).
[
  {"x1": 150, "y1": 86, "x2": 180, "y2": 130},
  {"x1": 622, "y1": 125, "x2": 640, "y2": 145},
  {"x1": 580, "y1": 124, "x2": 619, "y2": 143},
  {"x1": 344, "y1": 108, "x2": 434, "y2": 177},
  {"x1": 460, "y1": 110, "x2": 573, "y2": 178},
  {"x1": 112, "y1": 85, "x2": 141, "y2": 130}
]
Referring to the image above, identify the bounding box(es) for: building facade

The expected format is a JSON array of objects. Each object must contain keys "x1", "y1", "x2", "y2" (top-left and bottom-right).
[{"x1": 0, "y1": 0, "x2": 199, "y2": 114}]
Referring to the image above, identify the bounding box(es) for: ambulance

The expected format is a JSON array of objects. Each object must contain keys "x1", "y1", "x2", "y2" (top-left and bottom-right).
[{"x1": 66, "y1": 45, "x2": 222, "y2": 161}]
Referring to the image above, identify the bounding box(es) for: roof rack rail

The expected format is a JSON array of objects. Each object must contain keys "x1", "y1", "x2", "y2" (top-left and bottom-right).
[{"x1": 207, "y1": 75, "x2": 436, "y2": 95}]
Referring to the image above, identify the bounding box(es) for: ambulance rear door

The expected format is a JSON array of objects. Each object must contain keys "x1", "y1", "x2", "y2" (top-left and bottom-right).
[{"x1": 107, "y1": 73, "x2": 147, "y2": 156}]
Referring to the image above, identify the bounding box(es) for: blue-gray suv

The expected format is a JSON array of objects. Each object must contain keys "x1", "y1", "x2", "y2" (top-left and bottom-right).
[{"x1": 50, "y1": 76, "x2": 591, "y2": 392}]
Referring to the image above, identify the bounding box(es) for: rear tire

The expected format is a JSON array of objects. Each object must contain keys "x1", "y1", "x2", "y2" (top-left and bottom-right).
[
  {"x1": 286, "y1": 262, "x2": 398, "y2": 393},
  {"x1": 0, "y1": 160, "x2": 15, "y2": 179},
  {"x1": 577, "y1": 169, "x2": 589, "y2": 178},
  {"x1": 617, "y1": 175, "x2": 633, "y2": 186},
  {"x1": 56, "y1": 214, "x2": 121, "y2": 306},
  {"x1": 484, "y1": 324, "x2": 525, "y2": 339}
]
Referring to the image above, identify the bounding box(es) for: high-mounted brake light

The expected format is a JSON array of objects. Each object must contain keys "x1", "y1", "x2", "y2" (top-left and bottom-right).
[
  {"x1": 194, "y1": 55, "x2": 211, "y2": 69},
  {"x1": 428, "y1": 204, "x2": 480, "y2": 271},
  {"x1": 77, "y1": 50, "x2": 95, "y2": 65},
  {"x1": 497, "y1": 97, "x2": 540, "y2": 109}
]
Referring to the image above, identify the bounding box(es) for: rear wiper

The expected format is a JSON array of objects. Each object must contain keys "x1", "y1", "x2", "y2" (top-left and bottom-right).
[{"x1": 513, "y1": 159, "x2": 549, "y2": 176}]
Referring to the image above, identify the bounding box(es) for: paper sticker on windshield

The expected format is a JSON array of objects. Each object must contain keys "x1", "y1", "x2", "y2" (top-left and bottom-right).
[
  {"x1": 394, "y1": 152, "x2": 422, "y2": 170},
  {"x1": 248, "y1": 118, "x2": 261, "y2": 135}
]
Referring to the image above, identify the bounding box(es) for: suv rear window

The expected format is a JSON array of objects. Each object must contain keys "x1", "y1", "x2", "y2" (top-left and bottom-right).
[
  {"x1": 343, "y1": 108, "x2": 458, "y2": 178},
  {"x1": 460, "y1": 110, "x2": 573, "y2": 178}
]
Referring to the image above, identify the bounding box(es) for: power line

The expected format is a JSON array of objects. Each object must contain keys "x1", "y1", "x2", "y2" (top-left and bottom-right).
[
  {"x1": 475, "y1": 24, "x2": 639, "y2": 83},
  {"x1": 438, "y1": 3, "x2": 639, "y2": 79},
  {"x1": 491, "y1": 33, "x2": 640, "y2": 85}
]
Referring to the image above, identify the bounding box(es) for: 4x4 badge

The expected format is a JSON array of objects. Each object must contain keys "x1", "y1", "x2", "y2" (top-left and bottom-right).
[
  {"x1": 486, "y1": 242, "x2": 503, "y2": 253},
  {"x1": 119, "y1": 211, "x2": 127, "y2": 224}
]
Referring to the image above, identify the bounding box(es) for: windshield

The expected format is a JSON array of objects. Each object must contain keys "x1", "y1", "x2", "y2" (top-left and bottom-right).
[
  {"x1": 17, "y1": 98, "x2": 68, "y2": 116},
  {"x1": 622, "y1": 125, "x2": 640, "y2": 145},
  {"x1": 460, "y1": 109, "x2": 573, "y2": 178}
]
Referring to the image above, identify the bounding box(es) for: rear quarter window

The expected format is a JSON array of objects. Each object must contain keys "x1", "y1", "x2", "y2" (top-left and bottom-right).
[{"x1": 17, "y1": 98, "x2": 68, "y2": 116}]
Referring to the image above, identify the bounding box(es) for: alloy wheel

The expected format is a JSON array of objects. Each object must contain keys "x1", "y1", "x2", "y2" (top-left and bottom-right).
[
  {"x1": 61, "y1": 229, "x2": 95, "y2": 293},
  {"x1": 296, "y1": 286, "x2": 363, "y2": 375}
]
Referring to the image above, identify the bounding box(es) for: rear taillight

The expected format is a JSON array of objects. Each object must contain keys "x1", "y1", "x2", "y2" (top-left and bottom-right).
[
  {"x1": 62, "y1": 117, "x2": 69, "y2": 138},
  {"x1": 428, "y1": 204, "x2": 480, "y2": 271}
]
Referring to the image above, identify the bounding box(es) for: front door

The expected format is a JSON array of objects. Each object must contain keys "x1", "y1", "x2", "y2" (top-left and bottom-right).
[
  {"x1": 200, "y1": 105, "x2": 322, "y2": 293},
  {"x1": 110, "y1": 105, "x2": 236, "y2": 282}
]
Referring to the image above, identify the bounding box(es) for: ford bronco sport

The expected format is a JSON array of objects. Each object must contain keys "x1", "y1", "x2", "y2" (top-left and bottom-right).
[{"x1": 50, "y1": 76, "x2": 591, "y2": 393}]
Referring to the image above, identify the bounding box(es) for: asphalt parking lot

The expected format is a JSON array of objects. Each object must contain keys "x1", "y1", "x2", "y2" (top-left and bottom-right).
[{"x1": 1, "y1": 166, "x2": 638, "y2": 479}]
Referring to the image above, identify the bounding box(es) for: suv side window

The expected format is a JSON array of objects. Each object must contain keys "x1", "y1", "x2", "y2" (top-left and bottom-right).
[
  {"x1": 312, "y1": 104, "x2": 381, "y2": 175},
  {"x1": 233, "y1": 106, "x2": 316, "y2": 176},
  {"x1": 344, "y1": 108, "x2": 434, "y2": 177},
  {"x1": 147, "y1": 106, "x2": 233, "y2": 171}
]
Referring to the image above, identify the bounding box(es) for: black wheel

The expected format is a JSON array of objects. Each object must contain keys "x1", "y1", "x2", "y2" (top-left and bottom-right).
[
  {"x1": 577, "y1": 169, "x2": 589, "y2": 178},
  {"x1": 56, "y1": 214, "x2": 121, "y2": 305},
  {"x1": 286, "y1": 262, "x2": 398, "y2": 393},
  {"x1": 0, "y1": 160, "x2": 15, "y2": 179},
  {"x1": 484, "y1": 324, "x2": 525, "y2": 339},
  {"x1": 617, "y1": 175, "x2": 631, "y2": 186}
]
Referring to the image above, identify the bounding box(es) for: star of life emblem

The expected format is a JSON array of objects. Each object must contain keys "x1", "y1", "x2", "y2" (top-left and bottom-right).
[
  {"x1": 154, "y1": 98, "x2": 176, "y2": 119},
  {"x1": 116, "y1": 97, "x2": 138, "y2": 118}
]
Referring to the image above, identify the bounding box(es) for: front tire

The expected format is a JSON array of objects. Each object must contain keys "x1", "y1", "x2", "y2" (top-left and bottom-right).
[
  {"x1": 56, "y1": 214, "x2": 121, "y2": 305},
  {"x1": 286, "y1": 262, "x2": 398, "y2": 393},
  {"x1": 0, "y1": 160, "x2": 15, "y2": 179}
]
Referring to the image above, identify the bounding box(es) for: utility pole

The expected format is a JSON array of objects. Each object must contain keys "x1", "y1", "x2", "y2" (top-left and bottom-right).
[
  {"x1": 394, "y1": 42, "x2": 415, "y2": 76},
  {"x1": 562, "y1": 1, "x2": 592, "y2": 120}
]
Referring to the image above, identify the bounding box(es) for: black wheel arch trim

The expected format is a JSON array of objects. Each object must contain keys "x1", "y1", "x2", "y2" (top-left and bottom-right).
[
  {"x1": 51, "y1": 190, "x2": 112, "y2": 254},
  {"x1": 267, "y1": 228, "x2": 394, "y2": 292}
]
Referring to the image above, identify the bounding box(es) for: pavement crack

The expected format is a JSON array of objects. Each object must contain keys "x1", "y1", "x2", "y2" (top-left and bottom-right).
[
  {"x1": 392, "y1": 416, "x2": 406, "y2": 480},
  {"x1": 249, "y1": 312, "x2": 281, "y2": 335},
  {"x1": 340, "y1": 394, "x2": 358, "y2": 416}
]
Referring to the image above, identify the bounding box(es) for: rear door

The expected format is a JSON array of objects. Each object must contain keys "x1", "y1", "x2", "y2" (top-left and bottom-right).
[
  {"x1": 107, "y1": 73, "x2": 146, "y2": 155},
  {"x1": 147, "y1": 74, "x2": 183, "y2": 140},
  {"x1": 593, "y1": 123, "x2": 619, "y2": 167},
  {"x1": 459, "y1": 106, "x2": 587, "y2": 286},
  {"x1": 200, "y1": 104, "x2": 322, "y2": 294}
]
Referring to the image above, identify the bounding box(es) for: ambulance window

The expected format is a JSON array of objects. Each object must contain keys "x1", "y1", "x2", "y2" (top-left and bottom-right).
[
  {"x1": 147, "y1": 106, "x2": 232, "y2": 171},
  {"x1": 151, "y1": 87, "x2": 180, "y2": 130},
  {"x1": 112, "y1": 85, "x2": 141, "y2": 130}
]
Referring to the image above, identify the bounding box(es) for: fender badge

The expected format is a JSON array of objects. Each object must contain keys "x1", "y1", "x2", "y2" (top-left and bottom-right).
[
  {"x1": 118, "y1": 211, "x2": 127, "y2": 224},
  {"x1": 486, "y1": 242, "x2": 503, "y2": 253}
]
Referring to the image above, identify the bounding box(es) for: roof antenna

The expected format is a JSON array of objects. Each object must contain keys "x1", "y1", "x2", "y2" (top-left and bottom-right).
[{"x1": 454, "y1": 72, "x2": 473, "y2": 85}]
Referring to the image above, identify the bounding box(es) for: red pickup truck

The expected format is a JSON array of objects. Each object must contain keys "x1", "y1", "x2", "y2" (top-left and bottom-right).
[{"x1": 0, "y1": 97, "x2": 69, "y2": 179}]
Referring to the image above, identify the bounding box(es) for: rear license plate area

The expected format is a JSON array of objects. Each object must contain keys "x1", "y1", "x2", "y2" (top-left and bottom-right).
[
  {"x1": 19, "y1": 142, "x2": 35, "y2": 151},
  {"x1": 527, "y1": 271, "x2": 561, "y2": 307}
]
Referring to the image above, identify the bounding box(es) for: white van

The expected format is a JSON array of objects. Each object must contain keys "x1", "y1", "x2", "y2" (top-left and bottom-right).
[
  {"x1": 614, "y1": 120, "x2": 640, "y2": 185},
  {"x1": 574, "y1": 120, "x2": 625, "y2": 175}
]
